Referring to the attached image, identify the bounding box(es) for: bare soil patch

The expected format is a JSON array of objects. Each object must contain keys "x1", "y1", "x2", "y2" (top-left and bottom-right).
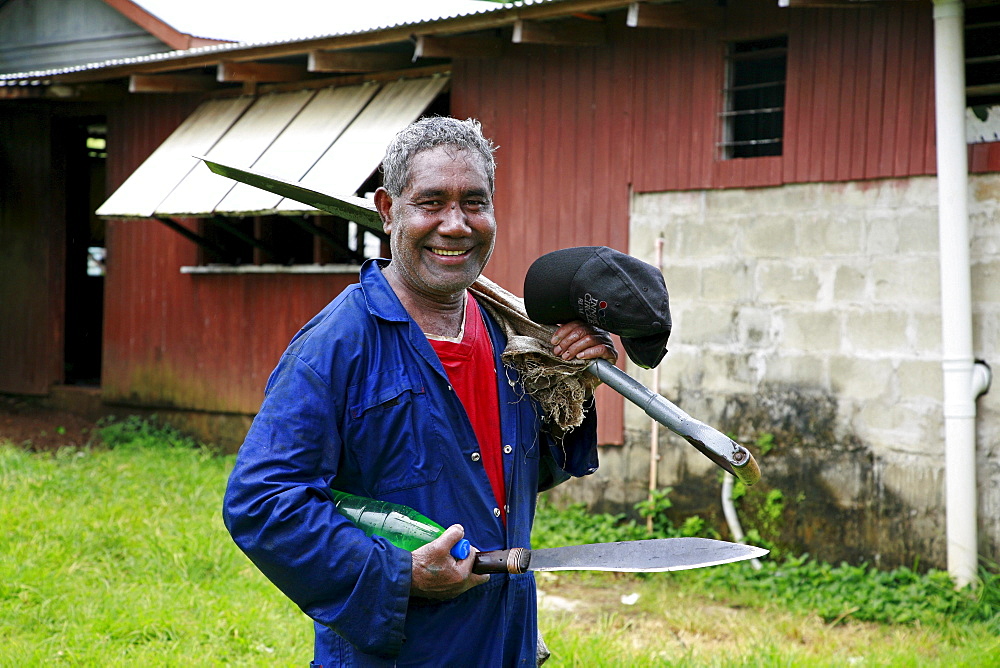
[{"x1": 0, "y1": 396, "x2": 101, "y2": 452}]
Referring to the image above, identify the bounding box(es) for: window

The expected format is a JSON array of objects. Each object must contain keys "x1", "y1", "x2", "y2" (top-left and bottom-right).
[
  {"x1": 187, "y1": 163, "x2": 387, "y2": 271},
  {"x1": 719, "y1": 36, "x2": 788, "y2": 159},
  {"x1": 196, "y1": 214, "x2": 385, "y2": 268},
  {"x1": 966, "y1": 5, "x2": 1000, "y2": 108}
]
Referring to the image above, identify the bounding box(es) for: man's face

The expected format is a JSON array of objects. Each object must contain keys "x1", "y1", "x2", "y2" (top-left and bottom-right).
[{"x1": 379, "y1": 145, "x2": 496, "y2": 302}]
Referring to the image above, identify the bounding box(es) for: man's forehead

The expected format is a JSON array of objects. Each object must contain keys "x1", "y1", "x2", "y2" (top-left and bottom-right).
[{"x1": 404, "y1": 146, "x2": 490, "y2": 190}]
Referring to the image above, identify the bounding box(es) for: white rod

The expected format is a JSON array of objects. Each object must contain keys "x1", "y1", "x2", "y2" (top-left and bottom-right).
[
  {"x1": 647, "y1": 238, "x2": 663, "y2": 533},
  {"x1": 932, "y1": 0, "x2": 979, "y2": 587}
]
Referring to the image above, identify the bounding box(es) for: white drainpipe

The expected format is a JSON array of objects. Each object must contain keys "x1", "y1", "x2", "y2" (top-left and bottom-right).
[{"x1": 932, "y1": 0, "x2": 993, "y2": 587}]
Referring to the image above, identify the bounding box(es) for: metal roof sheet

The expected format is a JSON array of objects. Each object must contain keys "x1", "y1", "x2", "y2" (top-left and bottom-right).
[
  {"x1": 97, "y1": 74, "x2": 449, "y2": 218},
  {"x1": 131, "y1": 0, "x2": 500, "y2": 43},
  {"x1": 0, "y1": 0, "x2": 573, "y2": 83},
  {"x1": 218, "y1": 82, "x2": 380, "y2": 214},
  {"x1": 277, "y1": 74, "x2": 450, "y2": 210},
  {"x1": 95, "y1": 96, "x2": 255, "y2": 218}
]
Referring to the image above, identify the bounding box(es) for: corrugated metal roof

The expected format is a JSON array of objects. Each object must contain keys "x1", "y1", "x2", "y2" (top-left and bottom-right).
[
  {"x1": 132, "y1": 0, "x2": 501, "y2": 43},
  {"x1": 97, "y1": 75, "x2": 449, "y2": 218},
  {"x1": 0, "y1": 0, "x2": 573, "y2": 84}
]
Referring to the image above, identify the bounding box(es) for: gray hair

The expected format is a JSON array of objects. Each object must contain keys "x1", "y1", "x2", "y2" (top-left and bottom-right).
[{"x1": 381, "y1": 117, "x2": 497, "y2": 197}]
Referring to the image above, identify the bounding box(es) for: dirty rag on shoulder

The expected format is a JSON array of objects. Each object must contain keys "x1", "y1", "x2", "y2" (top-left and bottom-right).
[{"x1": 470, "y1": 275, "x2": 600, "y2": 433}]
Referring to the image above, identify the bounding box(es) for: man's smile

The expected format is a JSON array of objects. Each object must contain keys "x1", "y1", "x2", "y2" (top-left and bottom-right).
[{"x1": 429, "y1": 247, "x2": 469, "y2": 257}]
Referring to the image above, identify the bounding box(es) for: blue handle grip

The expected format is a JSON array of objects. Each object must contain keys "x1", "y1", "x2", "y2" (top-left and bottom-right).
[{"x1": 450, "y1": 539, "x2": 471, "y2": 560}]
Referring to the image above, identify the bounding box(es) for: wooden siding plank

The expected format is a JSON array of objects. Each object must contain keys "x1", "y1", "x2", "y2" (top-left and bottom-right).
[
  {"x1": 863, "y1": 10, "x2": 889, "y2": 179},
  {"x1": 834, "y1": 10, "x2": 858, "y2": 182},
  {"x1": 845, "y1": 10, "x2": 874, "y2": 181},
  {"x1": 892, "y1": 5, "x2": 918, "y2": 177},
  {"x1": 694, "y1": 30, "x2": 717, "y2": 189},
  {"x1": 820, "y1": 12, "x2": 843, "y2": 181},
  {"x1": 783, "y1": 12, "x2": 808, "y2": 184},
  {"x1": 913, "y1": 9, "x2": 937, "y2": 175},
  {"x1": 877, "y1": 7, "x2": 904, "y2": 177}
]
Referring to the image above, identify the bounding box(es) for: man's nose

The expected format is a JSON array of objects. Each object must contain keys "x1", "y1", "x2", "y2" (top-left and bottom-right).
[{"x1": 437, "y1": 201, "x2": 470, "y2": 234}]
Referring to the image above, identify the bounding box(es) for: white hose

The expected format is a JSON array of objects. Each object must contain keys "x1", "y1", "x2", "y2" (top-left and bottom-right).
[{"x1": 722, "y1": 474, "x2": 762, "y2": 570}]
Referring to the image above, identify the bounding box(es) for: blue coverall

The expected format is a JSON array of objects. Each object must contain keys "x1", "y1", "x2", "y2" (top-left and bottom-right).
[{"x1": 223, "y1": 259, "x2": 599, "y2": 666}]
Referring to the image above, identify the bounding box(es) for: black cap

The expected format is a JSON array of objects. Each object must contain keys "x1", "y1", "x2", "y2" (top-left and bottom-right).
[{"x1": 524, "y1": 246, "x2": 671, "y2": 369}]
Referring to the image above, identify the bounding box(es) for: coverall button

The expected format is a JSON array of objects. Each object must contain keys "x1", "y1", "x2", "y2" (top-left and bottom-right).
[
  {"x1": 493, "y1": 507, "x2": 501, "y2": 517},
  {"x1": 471, "y1": 452, "x2": 481, "y2": 462},
  {"x1": 503, "y1": 445, "x2": 512, "y2": 454}
]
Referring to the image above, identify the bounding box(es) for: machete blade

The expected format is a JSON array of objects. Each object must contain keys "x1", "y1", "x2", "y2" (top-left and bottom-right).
[
  {"x1": 527, "y1": 537, "x2": 767, "y2": 573},
  {"x1": 197, "y1": 156, "x2": 384, "y2": 232}
]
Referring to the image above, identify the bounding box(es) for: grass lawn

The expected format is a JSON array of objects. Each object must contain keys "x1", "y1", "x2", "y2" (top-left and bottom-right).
[{"x1": 1, "y1": 430, "x2": 997, "y2": 666}]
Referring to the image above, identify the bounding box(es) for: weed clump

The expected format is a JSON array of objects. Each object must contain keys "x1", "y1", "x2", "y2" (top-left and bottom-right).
[{"x1": 97, "y1": 415, "x2": 202, "y2": 451}]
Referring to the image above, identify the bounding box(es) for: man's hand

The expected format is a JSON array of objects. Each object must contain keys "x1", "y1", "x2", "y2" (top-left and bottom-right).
[
  {"x1": 410, "y1": 525, "x2": 489, "y2": 600},
  {"x1": 551, "y1": 321, "x2": 618, "y2": 364}
]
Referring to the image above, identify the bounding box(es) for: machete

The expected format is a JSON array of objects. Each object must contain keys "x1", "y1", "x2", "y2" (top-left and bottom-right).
[
  {"x1": 473, "y1": 538, "x2": 768, "y2": 574},
  {"x1": 197, "y1": 156, "x2": 761, "y2": 486}
]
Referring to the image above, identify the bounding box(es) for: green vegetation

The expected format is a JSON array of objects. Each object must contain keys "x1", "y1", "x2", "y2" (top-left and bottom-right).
[
  {"x1": 0, "y1": 421, "x2": 310, "y2": 665},
  {"x1": 1, "y1": 419, "x2": 998, "y2": 666}
]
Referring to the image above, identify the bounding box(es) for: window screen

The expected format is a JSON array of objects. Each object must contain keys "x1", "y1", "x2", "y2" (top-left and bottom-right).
[{"x1": 720, "y1": 36, "x2": 788, "y2": 159}]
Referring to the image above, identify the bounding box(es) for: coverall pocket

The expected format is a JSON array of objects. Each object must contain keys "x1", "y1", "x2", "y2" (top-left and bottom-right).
[{"x1": 346, "y1": 368, "x2": 443, "y2": 495}]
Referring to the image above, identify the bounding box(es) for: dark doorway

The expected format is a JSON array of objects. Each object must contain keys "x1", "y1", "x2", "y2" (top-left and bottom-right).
[{"x1": 61, "y1": 118, "x2": 106, "y2": 386}]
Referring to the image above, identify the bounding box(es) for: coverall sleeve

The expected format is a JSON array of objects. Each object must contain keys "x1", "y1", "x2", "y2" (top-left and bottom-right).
[
  {"x1": 538, "y1": 396, "x2": 600, "y2": 492},
  {"x1": 222, "y1": 352, "x2": 412, "y2": 658}
]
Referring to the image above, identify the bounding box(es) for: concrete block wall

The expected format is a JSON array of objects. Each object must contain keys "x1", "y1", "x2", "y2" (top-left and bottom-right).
[{"x1": 550, "y1": 174, "x2": 1000, "y2": 569}]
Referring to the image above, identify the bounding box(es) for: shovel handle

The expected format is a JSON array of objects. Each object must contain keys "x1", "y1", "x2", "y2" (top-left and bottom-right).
[
  {"x1": 473, "y1": 548, "x2": 531, "y2": 575},
  {"x1": 588, "y1": 359, "x2": 761, "y2": 486}
]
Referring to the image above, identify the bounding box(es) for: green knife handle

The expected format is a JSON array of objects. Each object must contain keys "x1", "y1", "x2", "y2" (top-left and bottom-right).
[{"x1": 473, "y1": 548, "x2": 531, "y2": 574}]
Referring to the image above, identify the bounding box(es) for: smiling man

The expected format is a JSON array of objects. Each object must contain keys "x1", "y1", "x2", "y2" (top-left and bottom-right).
[{"x1": 223, "y1": 117, "x2": 616, "y2": 667}]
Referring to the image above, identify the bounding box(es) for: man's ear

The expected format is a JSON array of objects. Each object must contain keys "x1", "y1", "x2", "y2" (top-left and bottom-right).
[{"x1": 374, "y1": 187, "x2": 393, "y2": 234}]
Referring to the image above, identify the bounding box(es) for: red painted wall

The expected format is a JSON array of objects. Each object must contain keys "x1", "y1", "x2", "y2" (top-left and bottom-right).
[
  {"x1": 102, "y1": 96, "x2": 358, "y2": 413},
  {"x1": 452, "y1": 2, "x2": 942, "y2": 292},
  {"x1": 450, "y1": 1, "x2": 949, "y2": 444},
  {"x1": 92, "y1": 0, "x2": 999, "y2": 435},
  {"x1": 0, "y1": 104, "x2": 63, "y2": 394}
]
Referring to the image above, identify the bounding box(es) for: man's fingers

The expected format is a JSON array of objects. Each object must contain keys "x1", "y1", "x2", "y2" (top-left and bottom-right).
[
  {"x1": 551, "y1": 322, "x2": 617, "y2": 363},
  {"x1": 410, "y1": 525, "x2": 489, "y2": 600}
]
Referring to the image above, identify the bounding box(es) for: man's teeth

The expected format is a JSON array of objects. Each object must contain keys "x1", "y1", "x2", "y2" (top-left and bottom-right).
[{"x1": 432, "y1": 249, "x2": 465, "y2": 256}]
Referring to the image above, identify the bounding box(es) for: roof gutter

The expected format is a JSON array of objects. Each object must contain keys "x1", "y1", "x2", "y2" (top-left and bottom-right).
[{"x1": 932, "y1": 0, "x2": 993, "y2": 588}]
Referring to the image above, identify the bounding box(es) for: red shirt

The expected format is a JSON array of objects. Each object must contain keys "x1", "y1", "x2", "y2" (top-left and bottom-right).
[{"x1": 428, "y1": 293, "x2": 506, "y2": 523}]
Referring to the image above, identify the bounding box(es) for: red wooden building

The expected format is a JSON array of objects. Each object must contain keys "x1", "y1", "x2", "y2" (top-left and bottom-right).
[{"x1": 2, "y1": 0, "x2": 999, "y2": 568}]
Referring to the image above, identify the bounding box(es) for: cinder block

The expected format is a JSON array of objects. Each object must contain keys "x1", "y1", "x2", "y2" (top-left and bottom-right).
[
  {"x1": 701, "y1": 351, "x2": 761, "y2": 393},
  {"x1": 661, "y1": 264, "x2": 699, "y2": 302},
  {"x1": 673, "y1": 304, "x2": 734, "y2": 345},
  {"x1": 879, "y1": 457, "x2": 944, "y2": 511},
  {"x1": 834, "y1": 265, "x2": 868, "y2": 302},
  {"x1": 702, "y1": 261, "x2": 752, "y2": 302},
  {"x1": 762, "y1": 352, "x2": 826, "y2": 387},
  {"x1": 844, "y1": 311, "x2": 909, "y2": 353},
  {"x1": 865, "y1": 214, "x2": 901, "y2": 255},
  {"x1": 798, "y1": 214, "x2": 864, "y2": 256},
  {"x1": 757, "y1": 262, "x2": 821, "y2": 302},
  {"x1": 896, "y1": 212, "x2": 939, "y2": 254},
  {"x1": 705, "y1": 187, "x2": 755, "y2": 213},
  {"x1": 830, "y1": 356, "x2": 894, "y2": 401},
  {"x1": 735, "y1": 306, "x2": 773, "y2": 348},
  {"x1": 871, "y1": 258, "x2": 940, "y2": 304},
  {"x1": 972, "y1": 261, "x2": 1000, "y2": 303},
  {"x1": 912, "y1": 312, "x2": 943, "y2": 351},
  {"x1": 744, "y1": 216, "x2": 798, "y2": 257},
  {"x1": 681, "y1": 220, "x2": 739, "y2": 257},
  {"x1": 897, "y1": 360, "x2": 943, "y2": 400},
  {"x1": 781, "y1": 310, "x2": 842, "y2": 352}
]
